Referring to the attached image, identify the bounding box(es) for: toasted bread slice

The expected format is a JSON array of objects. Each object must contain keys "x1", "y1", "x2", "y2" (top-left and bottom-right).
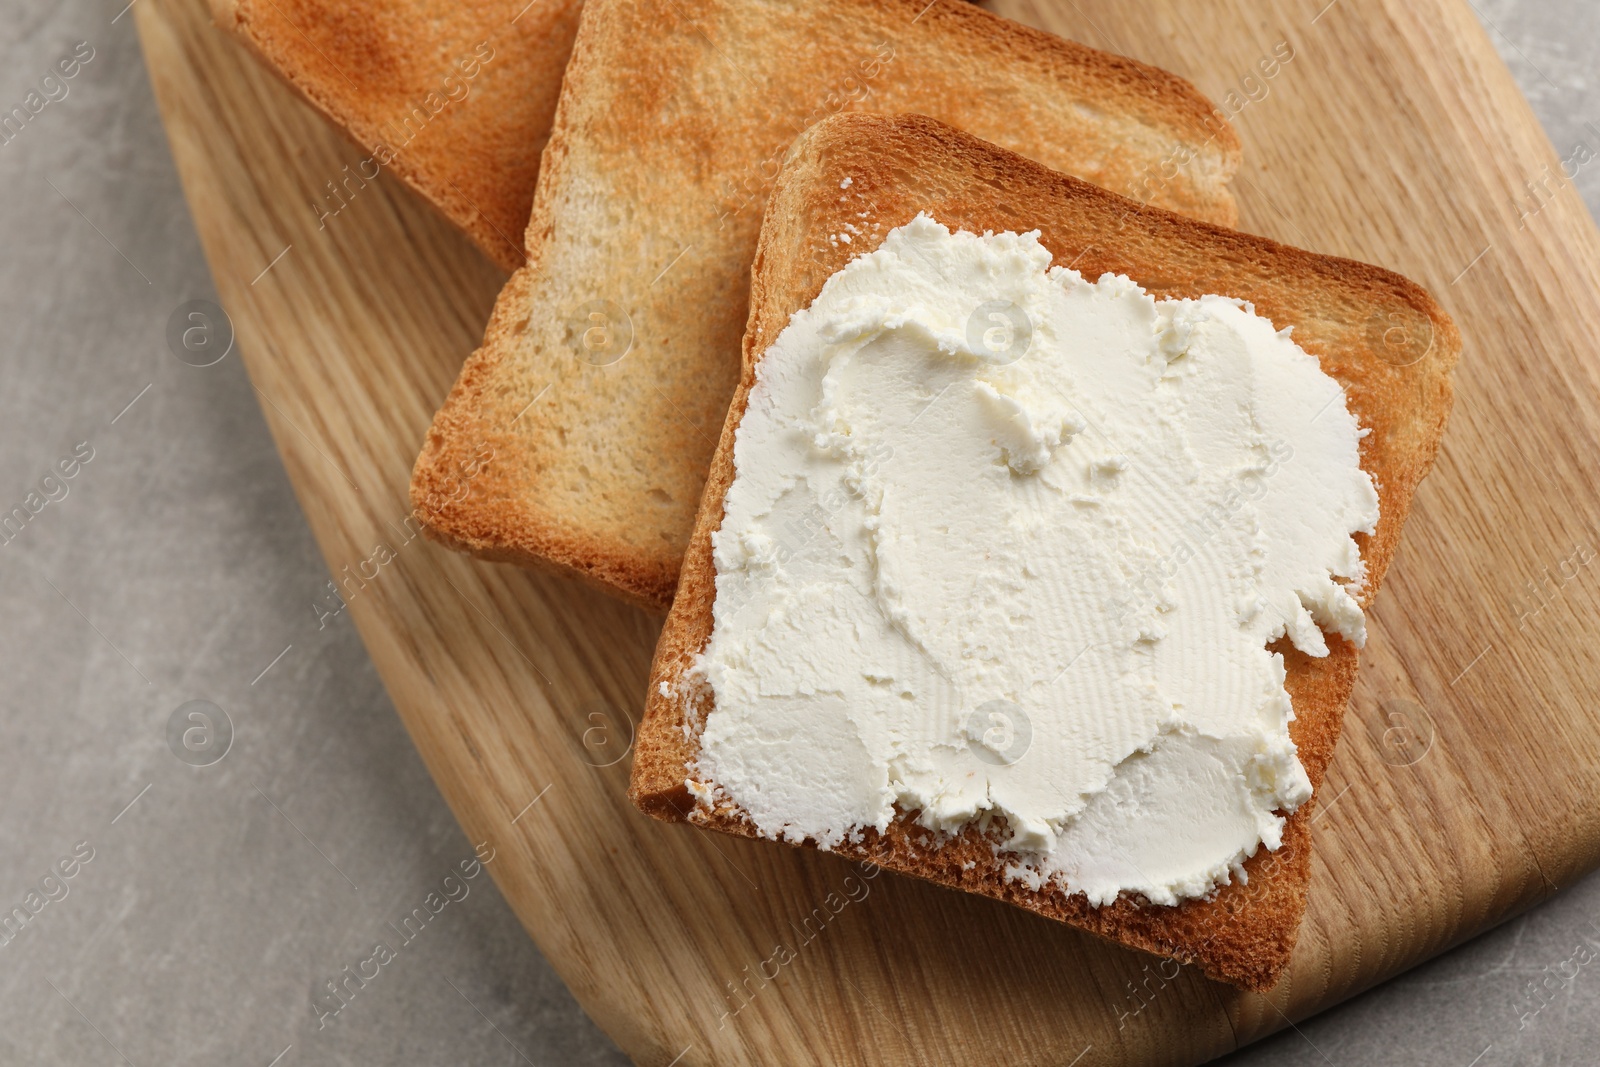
[
  {"x1": 629, "y1": 113, "x2": 1459, "y2": 992},
  {"x1": 410, "y1": 0, "x2": 1245, "y2": 610},
  {"x1": 213, "y1": 0, "x2": 582, "y2": 271}
]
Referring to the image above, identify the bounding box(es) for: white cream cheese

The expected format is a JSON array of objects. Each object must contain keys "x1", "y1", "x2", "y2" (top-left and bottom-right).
[{"x1": 689, "y1": 215, "x2": 1379, "y2": 906}]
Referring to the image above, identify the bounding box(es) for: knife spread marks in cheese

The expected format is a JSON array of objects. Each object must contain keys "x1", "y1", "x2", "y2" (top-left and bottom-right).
[{"x1": 686, "y1": 215, "x2": 1379, "y2": 906}]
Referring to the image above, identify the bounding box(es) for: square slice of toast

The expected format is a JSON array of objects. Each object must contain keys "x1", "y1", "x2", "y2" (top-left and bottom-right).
[
  {"x1": 629, "y1": 112, "x2": 1459, "y2": 992},
  {"x1": 214, "y1": 0, "x2": 582, "y2": 271},
  {"x1": 410, "y1": 0, "x2": 1245, "y2": 610}
]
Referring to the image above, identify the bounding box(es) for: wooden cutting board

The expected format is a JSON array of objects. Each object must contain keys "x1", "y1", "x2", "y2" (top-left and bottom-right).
[{"x1": 133, "y1": 0, "x2": 1600, "y2": 1063}]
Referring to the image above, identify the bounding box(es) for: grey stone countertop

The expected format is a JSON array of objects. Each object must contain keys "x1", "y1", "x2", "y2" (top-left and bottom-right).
[{"x1": 0, "y1": 0, "x2": 1595, "y2": 1064}]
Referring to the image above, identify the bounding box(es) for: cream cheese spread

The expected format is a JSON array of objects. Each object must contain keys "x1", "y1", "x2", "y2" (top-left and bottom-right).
[{"x1": 688, "y1": 214, "x2": 1379, "y2": 906}]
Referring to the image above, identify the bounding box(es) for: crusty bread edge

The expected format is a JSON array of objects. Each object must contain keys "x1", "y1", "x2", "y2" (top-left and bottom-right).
[
  {"x1": 403, "y1": 0, "x2": 687, "y2": 613},
  {"x1": 409, "y1": 269, "x2": 679, "y2": 612}
]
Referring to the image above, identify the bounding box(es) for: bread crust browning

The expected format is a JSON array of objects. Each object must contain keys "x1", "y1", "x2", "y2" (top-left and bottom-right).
[
  {"x1": 219, "y1": 0, "x2": 583, "y2": 271},
  {"x1": 629, "y1": 113, "x2": 1460, "y2": 992},
  {"x1": 410, "y1": 0, "x2": 1245, "y2": 608}
]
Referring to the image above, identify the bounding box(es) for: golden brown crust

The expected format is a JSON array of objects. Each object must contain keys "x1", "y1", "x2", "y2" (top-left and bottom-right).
[
  {"x1": 220, "y1": 0, "x2": 583, "y2": 271},
  {"x1": 410, "y1": 0, "x2": 1245, "y2": 609},
  {"x1": 629, "y1": 113, "x2": 1460, "y2": 992}
]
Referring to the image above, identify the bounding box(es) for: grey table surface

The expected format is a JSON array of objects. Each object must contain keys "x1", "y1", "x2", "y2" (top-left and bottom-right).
[{"x1": 0, "y1": 1, "x2": 1595, "y2": 1065}]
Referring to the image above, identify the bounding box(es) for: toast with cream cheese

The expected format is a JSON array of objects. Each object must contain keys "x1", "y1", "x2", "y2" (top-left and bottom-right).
[{"x1": 629, "y1": 112, "x2": 1458, "y2": 992}]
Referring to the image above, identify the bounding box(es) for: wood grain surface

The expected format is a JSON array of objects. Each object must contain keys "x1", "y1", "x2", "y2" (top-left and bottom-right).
[{"x1": 133, "y1": 0, "x2": 1600, "y2": 1063}]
